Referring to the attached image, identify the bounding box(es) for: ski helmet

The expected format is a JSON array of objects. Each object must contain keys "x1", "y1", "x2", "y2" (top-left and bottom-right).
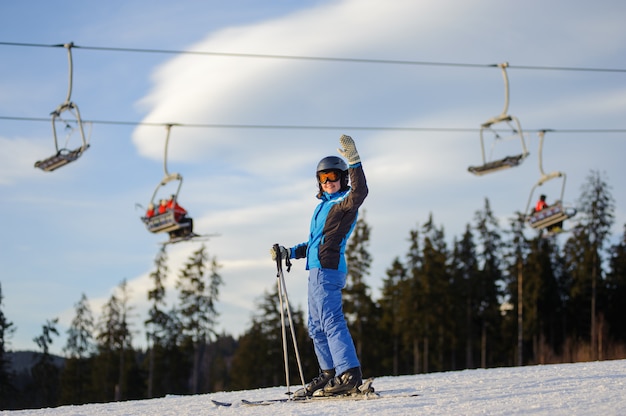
[
  {"x1": 316, "y1": 156, "x2": 348, "y2": 173},
  {"x1": 316, "y1": 156, "x2": 349, "y2": 195}
]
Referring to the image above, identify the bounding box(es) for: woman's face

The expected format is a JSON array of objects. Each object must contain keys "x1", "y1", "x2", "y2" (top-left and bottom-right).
[
  {"x1": 322, "y1": 178, "x2": 341, "y2": 194},
  {"x1": 318, "y1": 170, "x2": 342, "y2": 194}
]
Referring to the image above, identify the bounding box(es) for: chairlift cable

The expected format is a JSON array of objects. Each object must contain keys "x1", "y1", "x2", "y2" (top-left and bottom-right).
[
  {"x1": 1, "y1": 115, "x2": 625, "y2": 133},
  {"x1": 2, "y1": 41, "x2": 626, "y2": 73}
]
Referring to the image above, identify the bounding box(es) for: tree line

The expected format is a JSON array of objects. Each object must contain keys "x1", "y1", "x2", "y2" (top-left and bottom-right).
[{"x1": 1, "y1": 169, "x2": 625, "y2": 410}]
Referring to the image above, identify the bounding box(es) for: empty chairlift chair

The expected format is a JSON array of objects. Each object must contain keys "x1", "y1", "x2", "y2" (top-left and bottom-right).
[
  {"x1": 34, "y1": 43, "x2": 90, "y2": 172},
  {"x1": 468, "y1": 62, "x2": 529, "y2": 176}
]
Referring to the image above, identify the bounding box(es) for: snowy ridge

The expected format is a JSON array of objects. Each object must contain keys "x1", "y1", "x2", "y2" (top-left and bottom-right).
[{"x1": 5, "y1": 360, "x2": 626, "y2": 415}]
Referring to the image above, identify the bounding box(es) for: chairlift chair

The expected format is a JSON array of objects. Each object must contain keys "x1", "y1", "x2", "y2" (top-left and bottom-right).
[
  {"x1": 524, "y1": 131, "x2": 577, "y2": 231},
  {"x1": 525, "y1": 173, "x2": 576, "y2": 230},
  {"x1": 34, "y1": 43, "x2": 90, "y2": 172},
  {"x1": 468, "y1": 62, "x2": 529, "y2": 176},
  {"x1": 141, "y1": 125, "x2": 197, "y2": 244},
  {"x1": 143, "y1": 173, "x2": 185, "y2": 231}
]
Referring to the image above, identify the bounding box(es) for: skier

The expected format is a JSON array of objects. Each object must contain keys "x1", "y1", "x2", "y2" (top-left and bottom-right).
[
  {"x1": 145, "y1": 202, "x2": 155, "y2": 218},
  {"x1": 535, "y1": 194, "x2": 563, "y2": 233},
  {"x1": 535, "y1": 194, "x2": 548, "y2": 212},
  {"x1": 157, "y1": 199, "x2": 168, "y2": 214},
  {"x1": 272, "y1": 134, "x2": 368, "y2": 397}
]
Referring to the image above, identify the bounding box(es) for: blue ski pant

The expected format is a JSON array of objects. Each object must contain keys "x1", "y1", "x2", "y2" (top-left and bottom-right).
[{"x1": 307, "y1": 268, "x2": 360, "y2": 375}]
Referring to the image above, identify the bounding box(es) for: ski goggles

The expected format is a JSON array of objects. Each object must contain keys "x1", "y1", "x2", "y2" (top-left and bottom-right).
[{"x1": 318, "y1": 170, "x2": 341, "y2": 184}]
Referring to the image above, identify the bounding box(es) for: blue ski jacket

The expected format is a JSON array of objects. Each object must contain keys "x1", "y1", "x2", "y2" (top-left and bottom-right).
[{"x1": 291, "y1": 163, "x2": 368, "y2": 273}]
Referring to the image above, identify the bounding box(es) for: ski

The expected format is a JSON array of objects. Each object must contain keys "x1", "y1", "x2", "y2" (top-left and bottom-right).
[
  {"x1": 210, "y1": 379, "x2": 419, "y2": 407},
  {"x1": 212, "y1": 392, "x2": 419, "y2": 407},
  {"x1": 233, "y1": 392, "x2": 418, "y2": 407},
  {"x1": 210, "y1": 399, "x2": 233, "y2": 407}
]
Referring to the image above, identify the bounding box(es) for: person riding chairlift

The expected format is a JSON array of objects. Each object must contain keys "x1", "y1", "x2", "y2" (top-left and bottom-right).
[
  {"x1": 535, "y1": 194, "x2": 548, "y2": 212},
  {"x1": 158, "y1": 199, "x2": 168, "y2": 215},
  {"x1": 167, "y1": 195, "x2": 188, "y2": 222},
  {"x1": 145, "y1": 203, "x2": 155, "y2": 218},
  {"x1": 535, "y1": 194, "x2": 563, "y2": 233},
  {"x1": 166, "y1": 195, "x2": 193, "y2": 239}
]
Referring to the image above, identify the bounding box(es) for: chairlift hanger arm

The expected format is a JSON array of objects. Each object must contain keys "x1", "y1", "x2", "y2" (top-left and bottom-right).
[
  {"x1": 50, "y1": 42, "x2": 84, "y2": 151},
  {"x1": 63, "y1": 42, "x2": 75, "y2": 105},
  {"x1": 50, "y1": 102, "x2": 87, "y2": 150},
  {"x1": 149, "y1": 174, "x2": 183, "y2": 205},
  {"x1": 482, "y1": 62, "x2": 511, "y2": 126},
  {"x1": 498, "y1": 62, "x2": 510, "y2": 117},
  {"x1": 163, "y1": 123, "x2": 181, "y2": 178},
  {"x1": 536, "y1": 130, "x2": 562, "y2": 179},
  {"x1": 534, "y1": 130, "x2": 567, "y2": 198},
  {"x1": 146, "y1": 125, "x2": 184, "y2": 205}
]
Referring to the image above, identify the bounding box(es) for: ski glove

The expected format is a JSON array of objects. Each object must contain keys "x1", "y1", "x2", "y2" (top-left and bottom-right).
[
  {"x1": 338, "y1": 134, "x2": 361, "y2": 165},
  {"x1": 270, "y1": 245, "x2": 290, "y2": 261}
]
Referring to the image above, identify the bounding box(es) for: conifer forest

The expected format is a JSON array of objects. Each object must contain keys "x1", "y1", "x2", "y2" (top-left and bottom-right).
[{"x1": 1, "y1": 169, "x2": 625, "y2": 410}]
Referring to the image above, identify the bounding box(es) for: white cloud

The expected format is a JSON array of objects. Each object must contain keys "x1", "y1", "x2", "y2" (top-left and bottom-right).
[{"x1": 0, "y1": 137, "x2": 54, "y2": 185}]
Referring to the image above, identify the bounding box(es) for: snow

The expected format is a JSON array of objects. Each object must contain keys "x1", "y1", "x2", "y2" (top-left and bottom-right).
[{"x1": 4, "y1": 360, "x2": 626, "y2": 416}]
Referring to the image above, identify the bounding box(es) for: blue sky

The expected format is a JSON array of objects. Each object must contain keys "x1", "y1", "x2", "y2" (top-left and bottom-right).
[{"x1": 1, "y1": 0, "x2": 625, "y2": 354}]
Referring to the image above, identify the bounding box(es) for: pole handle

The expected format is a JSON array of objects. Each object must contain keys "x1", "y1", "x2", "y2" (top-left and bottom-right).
[{"x1": 273, "y1": 243, "x2": 292, "y2": 274}]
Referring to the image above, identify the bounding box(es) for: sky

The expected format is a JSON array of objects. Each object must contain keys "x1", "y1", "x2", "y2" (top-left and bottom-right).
[
  {"x1": 1, "y1": 0, "x2": 626, "y2": 355},
  {"x1": 3, "y1": 359, "x2": 626, "y2": 415}
]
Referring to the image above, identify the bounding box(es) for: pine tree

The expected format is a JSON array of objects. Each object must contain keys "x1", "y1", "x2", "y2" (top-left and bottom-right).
[
  {"x1": 449, "y1": 224, "x2": 479, "y2": 369},
  {"x1": 502, "y1": 214, "x2": 531, "y2": 366},
  {"x1": 379, "y1": 257, "x2": 408, "y2": 375},
  {"x1": 606, "y1": 225, "x2": 626, "y2": 343},
  {"x1": 149, "y1": 307, "x2": 190, "y2": 396},
  {"x1": 64, "y1": 294, "x2": 95, "y2": 359},
  {"x1": 229, "y1": 288, "x2": 314, "y2": 390},
  {"x1": 578, "y1": 170, "x2": 615, "y2": 360},
  {"x1": 473, "y1": 198, "x2": 505, "y2": 367},
  {"x1": 145, "y1": 246, "x2": 170, "y2": 398},
  {"x1": 176, "y1": 244, "x2": 223, "y2": 393},
  {"x1": 403, "y1": 226, "x2": 423, "y2": 373},
  {"x1": 0, "y1": 283, "x2": 17, "y2": 410},
  {"x1": 94, "y1": 280, "x2": 138, "y2": 402},
  {"x1": 342, "y1": 215, "x2": 378, "y2": 373},
  {"x1": 60, "y1": 293, "x2": 94, "y2": 404},
  {"x1": 31, "y1": 318, "x2": 60, "y2": 408},
  {"x1": 419, "y1": 215, "x2": 451, "y2": 372},
  {"x1": 563, "y1": 170, "x2": 615, "y2": 359},
  {"x1": 205, "y1": 333, "x2": 237, "y2": 392}
]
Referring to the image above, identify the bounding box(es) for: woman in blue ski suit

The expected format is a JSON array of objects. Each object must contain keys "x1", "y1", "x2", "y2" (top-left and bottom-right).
[{"x1": 273, "y1": 134, "x2": 368, "y2": 397}]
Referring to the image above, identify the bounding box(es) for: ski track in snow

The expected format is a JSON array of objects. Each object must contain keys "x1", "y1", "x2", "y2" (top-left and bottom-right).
[{"x1": 3, "y1": 360, "x2": 625, "y2": 415}]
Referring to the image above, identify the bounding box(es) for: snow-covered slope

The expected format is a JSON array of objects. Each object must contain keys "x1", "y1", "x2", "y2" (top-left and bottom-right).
[{"x1": 5, "y1": 360, "x2": 626, "y2": 415}]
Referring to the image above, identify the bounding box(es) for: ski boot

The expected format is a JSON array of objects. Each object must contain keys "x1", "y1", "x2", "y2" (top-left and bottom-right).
[
  {"x1": 318, "y1": 367, "x2": 362, "y2": 396},
  {"x1": 294, "y1": 369, "x2": 336, "y2": 398}
]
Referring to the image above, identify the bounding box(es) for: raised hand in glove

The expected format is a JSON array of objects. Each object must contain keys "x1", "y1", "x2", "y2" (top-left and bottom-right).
[
  {"x1": 338, "y1": 134, "x2": 361, "y2": 166},
  {"x1": 270, "y1": 245, "x2": 290, "y2": 261}
]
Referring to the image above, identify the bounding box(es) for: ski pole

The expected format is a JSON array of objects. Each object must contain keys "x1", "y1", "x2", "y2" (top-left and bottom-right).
[
  {"x1": 275, "y1": 247, "x2": 290, "y2": 395},
  {"x1": 273, "y1": 244, "x2": 306, "y2": 395}
]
